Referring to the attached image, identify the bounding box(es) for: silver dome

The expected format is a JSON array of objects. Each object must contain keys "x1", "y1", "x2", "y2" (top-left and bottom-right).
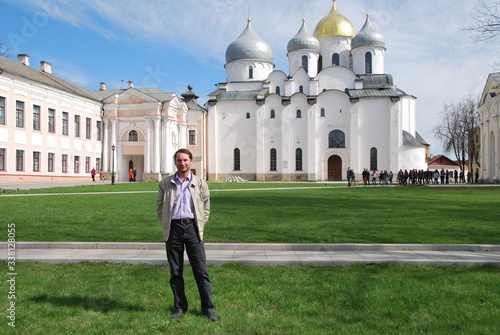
[
  {"x1": 225, "y1": 20, "x2": 273, "y2": 64},
  {"x1": 287, "y1": 20, "x2": 320, "y2": 53},
  {"x1": 351, "y1": 15, "x2": 386, "y2": 49}
]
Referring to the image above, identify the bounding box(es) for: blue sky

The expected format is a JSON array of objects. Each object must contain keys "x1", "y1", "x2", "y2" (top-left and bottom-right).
[{"x1": 1, "y1": 0, "x2": 498, "y2": 155}]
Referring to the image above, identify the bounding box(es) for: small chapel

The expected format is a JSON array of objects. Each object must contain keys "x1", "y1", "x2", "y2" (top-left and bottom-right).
[{"x1": 206, "y1": 0, "x2": 429, "y2": 181}]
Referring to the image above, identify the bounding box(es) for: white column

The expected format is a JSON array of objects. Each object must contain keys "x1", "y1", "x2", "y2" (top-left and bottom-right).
[
  {"x1": 145, "y1": 119, "x2": 152, "y2": 173},
  {"x1": 153, "y1": 118, "x2": 161, "y2": 173},
  {"x1": 164, "y1": 119, "x2": 174, "y2": 173},
  {"x1": 103, "y1": 119, "x2": 110, "y2": 171}
]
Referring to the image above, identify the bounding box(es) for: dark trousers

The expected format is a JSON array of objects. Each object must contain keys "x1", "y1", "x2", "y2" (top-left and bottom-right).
[{"x1": 165, "y1": 220, "x2": 214, "y2": 313}]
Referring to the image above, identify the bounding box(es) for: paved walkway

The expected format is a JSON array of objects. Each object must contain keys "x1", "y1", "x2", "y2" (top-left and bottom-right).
[{"x1": 2, "y1": 242, "x2": 499, "y2": 267}]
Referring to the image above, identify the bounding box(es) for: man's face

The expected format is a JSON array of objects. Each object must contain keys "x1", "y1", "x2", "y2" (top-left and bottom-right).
[{"x1": 175, "y1": 152, "x2": 192, "y2": 173}]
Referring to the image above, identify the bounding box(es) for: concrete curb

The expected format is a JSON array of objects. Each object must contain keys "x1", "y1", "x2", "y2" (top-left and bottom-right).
[{"x1": 1, "y1": 242, "x2": 499, "y2": 252}]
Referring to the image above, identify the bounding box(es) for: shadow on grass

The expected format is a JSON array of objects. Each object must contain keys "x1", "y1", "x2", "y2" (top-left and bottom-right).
[{"x1": 29, "y1": 294, "x2": 146, "y2": 312}]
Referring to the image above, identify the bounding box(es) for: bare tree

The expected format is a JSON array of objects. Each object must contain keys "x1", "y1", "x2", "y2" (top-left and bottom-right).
[
  {"x1": 433, "y1": 96, "x2": 481, "y2": 172},
  {"x1": 468, "y1": 0, "x2": 500, "y2": 42}
]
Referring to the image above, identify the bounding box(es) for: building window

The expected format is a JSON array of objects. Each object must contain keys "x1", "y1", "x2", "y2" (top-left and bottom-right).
[
  {"x1": 48, "y1": 108, "x2": 55, "y2": 133},
  {"x1": 62, "y1": 154, "x2": 68, "y2": 173},
  {"x1": 189, "y1": 130, "x2": 196, "y2": 145},
  {"x1": 0, "y1": 97, "x2": 5, "y2": 125},
  {"x1": 85, "y1": 156, "x2": 91, "y2": 173},
  {"x1": 270, "y1": 109, "x2": 275, "y2": 118},
  {"x1": 33, "y1": 105, "x2": 41, "y2": 131},
  {"x1": 96, "y1": 158, "x2": 101, "y2": 173},
  {"x1": 365, "y1": 52, "x2": 372, "y2": 74},
  {"x1": 276, "y1": 86, "x2": 281, "y2": 95},
  {"x1": 128, "y1": 130, "x2": 139, "y2": 141},
  {"x1": 48, "y1": 153, "x2": 54, "y2": 172},
  {"x1": 296, "y1": 109, "x2": 302, "y2": 118},
  {"x1": 74, "y1": 115, "x2": 80, "y2": 137},
  {"x1": 320, "y1": 108, "x2": 325, "y2": 117},
  {"x1": 16, "y1": 150, "x2": 24, "y2": 171},
  {"x1": 302, "y1": 55, "x2": 308, "y2": 73},
  {"x1": 246, "y1": 112, "x2": 250, "y2": 119},
  {"x1": 74, "y1": 156, "x2": 80, "y2": 173},
  {"x1": 16, "y1": 101, "x2": 24, "y2": 128},
  {"x1": 234, "y1": 148, "x2": 240, "y2": 171},
  {"x1": 349, "y1": 54, "x2": 353, "y2": 69},
  {"x1": 370, "y1": 147, "x2": 378, "y2": 171},
  {"x1": 33, "y1": 151, "x2": 40, "y2": 172},
  {"x1": 318, "y1": 55, "x2": 323, "y2": 72},
  {"x1": 86, "y1": 118, "x2": 92, "y2": 139},
  {"x1": 328, "y1": 130, "x2": 345, "y2": 148},
  {"x1": 270, "y1": 148, "x2": 277, "y2": 171},
  {"x1": 62, "y1": 112, "x2": 68, "y2": 135},
  {"x1": 249, "y1": 66, "x2": 254, "y2": 79},
  {"x1": 295, "y1": 148, "x2": 303, "y2": 171},
  {"x1": 96, "y1": 120, "x2": 102, "y2": 141},
  {"x1": 0, "y1": 148, "x2": 5, "y2": 170},
  {"x1": 332, "y1": 53, "x2": 340, "y2": 66}
]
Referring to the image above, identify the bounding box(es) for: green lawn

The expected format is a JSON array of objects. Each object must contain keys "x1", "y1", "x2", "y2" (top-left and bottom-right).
[
  {"x1": 1, "y1": 184, "x2": 498, "y2": 244},
  {"x1": 4, "y1": 262, "x2": 498, "y2": 335}
]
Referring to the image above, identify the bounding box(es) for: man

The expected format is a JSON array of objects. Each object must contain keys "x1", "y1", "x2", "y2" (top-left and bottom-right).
[{"x1": 155, "y1": 148, "x2": 218, "y2": 322}]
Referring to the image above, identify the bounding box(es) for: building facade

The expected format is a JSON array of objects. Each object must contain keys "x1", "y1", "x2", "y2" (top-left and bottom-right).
[
  {"x1": 0, "y1": 55, "x2": 103, "y2": 183},
  {"x1": 206, "y1": 2, "x2": 428, "y2": 181},
  {"x1": 478, "y1": 72, "x2": 500, "y2": 183},
  {"x1": 0, "y1": 55, "x2": 206, "y2": 183}
]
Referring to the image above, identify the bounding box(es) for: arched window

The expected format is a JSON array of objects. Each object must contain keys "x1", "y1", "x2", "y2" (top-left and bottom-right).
[
  {"x1": 234, "y1": 148, "x2": 240, "y2": 171},
  {"x1": 296, "y1": 109, "x2": 302, "y2": 118},
  {"x1": 128, "y1": 130, "x2": 138, "y2": 141},
  {"x1": 299, "y1": 85, "x2": 304, "y2": 93},
  {"x1": 318, "y1": 55, "x2": 323, "y2": 72},
  {"x1": 332, "y1": 53, "x2": 340, "y2": 66},
  {"x1": 276, "y1": 86, "x2": 281, "y2": 95},
  {"x1": 270, "y1": 109, "x2": 276, "y2": 118},
  {"x1": 249, "y1": 66, "x2": 254, "y2": 79},
  {"x1": 328, "y1": 130, "x2": 345, "y2": 148},
  {"x1": 270, "y1": 148, "x2": 277, "y2": 171},
  {"x1": 365, "y1": 52, "x2": 372, "y2": 74},
  {"x1": 295, "y1": 148, "x2": 303, "y2": 171},
  {"x1": 320, "y1": 108, "x2": 325, "y2": 117},
  {"x1": 301, "y1": 55, "x2": 308, "y2": 73},
  {"x1": 370, "y1": 147, "x2": 378, "y2": 171},
  {"x1": 349, "y1": 53, "x2": 353, "y2": 69}
]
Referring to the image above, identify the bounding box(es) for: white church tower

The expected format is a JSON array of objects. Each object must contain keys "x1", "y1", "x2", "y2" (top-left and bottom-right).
[{"x1": 206, "y1": 0, "x2": 428, "y2": 182}]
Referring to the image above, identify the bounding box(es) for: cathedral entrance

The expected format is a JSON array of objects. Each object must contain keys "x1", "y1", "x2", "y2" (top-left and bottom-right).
[{"x1": 327, "y1": 155, "x2": 342, "y2": 181}]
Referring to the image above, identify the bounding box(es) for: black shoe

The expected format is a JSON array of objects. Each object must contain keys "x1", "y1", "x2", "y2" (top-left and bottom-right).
[
  {"x1": 203, "y1": 310, "x2": 219, "y2": 322},
  {"x1": 171, "y1": 309, "x2": 185, "y2": 319}
]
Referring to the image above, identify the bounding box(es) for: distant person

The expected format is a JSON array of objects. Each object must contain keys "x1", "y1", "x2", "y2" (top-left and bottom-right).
[
  {"x1": 133, "y1": 168, "x2": 137, "y2": 182},
  {"x1": 99, "y1": 172, "x2": 104, "y2": 182},
  {"x1": 156, "y1": 148, "x2": 218, "y2": 322},
  {"x1": 91, "y1": 167, "x2": 96, "y2": 182},
  {"x1": 128, "y1": 169, "x2": 134, "y2": 182}
]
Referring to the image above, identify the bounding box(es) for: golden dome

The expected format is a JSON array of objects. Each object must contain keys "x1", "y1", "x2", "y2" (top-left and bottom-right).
[{"x1": 313, "y1": 0, "x2": 356, "y2": 38}]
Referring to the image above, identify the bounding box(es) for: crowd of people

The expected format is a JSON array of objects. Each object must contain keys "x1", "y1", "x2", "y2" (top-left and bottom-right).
[{"x1": 352, "y1": 168, "x2": 479, "y2": 186}]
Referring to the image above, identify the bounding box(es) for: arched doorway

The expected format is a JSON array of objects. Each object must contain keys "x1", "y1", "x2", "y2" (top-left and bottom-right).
[{"x1": 328, "y1": 155, "x2": 342, "y2": 181}]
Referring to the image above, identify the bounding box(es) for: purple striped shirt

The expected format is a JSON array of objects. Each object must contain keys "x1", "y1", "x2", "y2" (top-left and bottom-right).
[{"x1": 171, "y1": 172, "x2": 195, "y2": 220}]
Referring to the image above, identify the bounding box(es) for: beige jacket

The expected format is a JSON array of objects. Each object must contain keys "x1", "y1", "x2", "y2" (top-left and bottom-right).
[{"x1": 155, "y1": 173, "x2": 210, "y2": 241}]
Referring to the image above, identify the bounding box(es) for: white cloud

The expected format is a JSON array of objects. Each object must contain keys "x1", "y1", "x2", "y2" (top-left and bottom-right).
[{"x1": 8, "y1": 0, "x2": 499, "y2": 154}]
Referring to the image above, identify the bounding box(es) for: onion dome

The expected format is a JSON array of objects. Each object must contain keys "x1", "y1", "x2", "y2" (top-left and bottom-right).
[
  {"x1": 225, "y1": 19, "x2": 273, "y2": 63},
  {"x1": 287, "y1": 19, "x2": 320, "y2": 53},
  {"x1": 351, "y1": 14, "x2": 386, "y2": 49},
  {"x1": 313, "y1": 0, "x2": 356, "y2": 38}
]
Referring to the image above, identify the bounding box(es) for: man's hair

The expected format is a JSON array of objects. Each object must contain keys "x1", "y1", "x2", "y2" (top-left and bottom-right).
[{"x1": 174, "y1": 148, "x2": 193, "y2": 160}]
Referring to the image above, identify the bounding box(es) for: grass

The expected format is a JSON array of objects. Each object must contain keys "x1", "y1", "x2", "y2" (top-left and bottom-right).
[
  {"x1": 3, "y1": 262, "x2": 498, "y2": 334},
  {"x1": 0, "y1": 184, "x2": 499, "y2": 244},
  {"x1": 1, "y1": 183, "x2": 498, "y2": 334}
]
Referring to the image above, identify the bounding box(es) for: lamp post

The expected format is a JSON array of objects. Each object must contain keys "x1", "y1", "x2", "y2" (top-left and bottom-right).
[{"x1": 111, "y1": 144, "x2": 116, "y2": 185}]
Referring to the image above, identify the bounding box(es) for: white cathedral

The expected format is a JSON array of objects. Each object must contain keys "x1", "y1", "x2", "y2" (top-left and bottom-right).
[{"x1": 206, "y1": 1, "x2": 428, "y2": 181}]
